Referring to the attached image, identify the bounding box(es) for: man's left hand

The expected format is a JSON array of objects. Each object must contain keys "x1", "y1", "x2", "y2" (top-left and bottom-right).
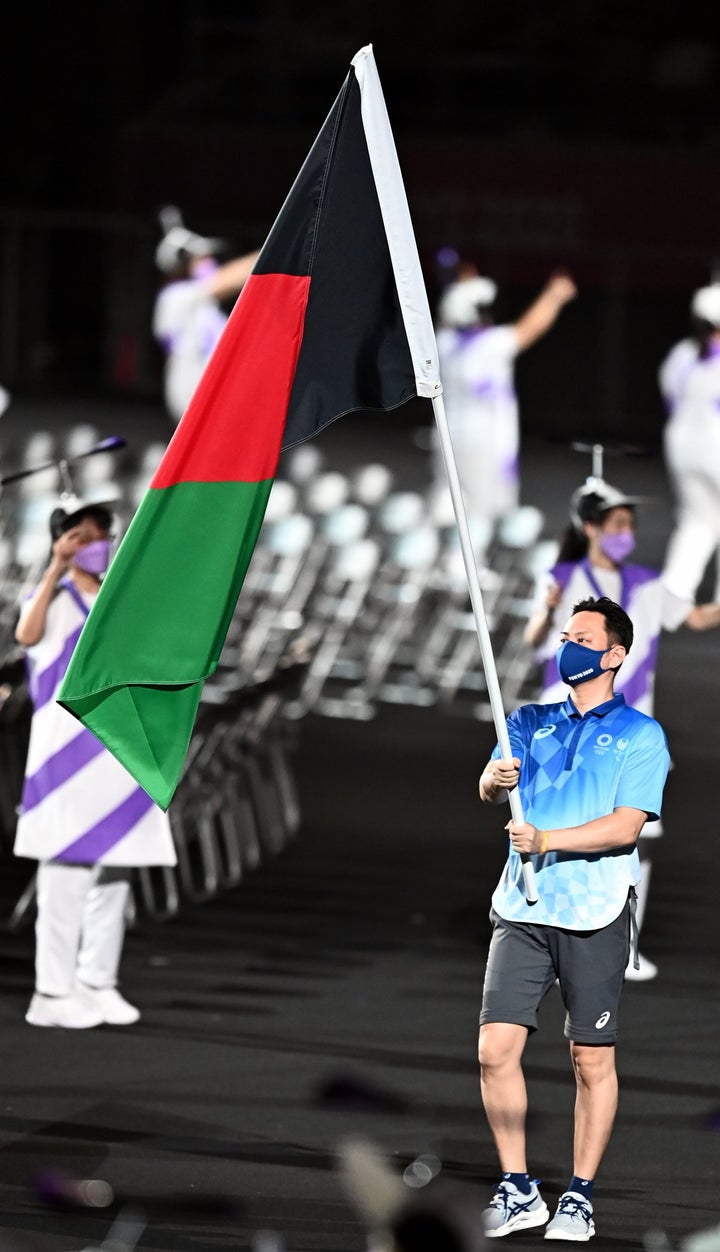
[{"x1": 505, "y1": 820, "x2": 543, "y2": 854}]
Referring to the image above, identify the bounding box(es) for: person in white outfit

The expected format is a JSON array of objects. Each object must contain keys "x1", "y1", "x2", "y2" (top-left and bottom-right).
[
  {"x1": 14, "y1": 497, "x2": 177, "y2": 1028},
  {"x1": 659, "y1": 281, "x2": 720, "y2": 607},
  {"x1": 525, "y1": 477, "x2": 720, "y2": 980},
  {"x1": 152, "y1": 205, "x2": 259, "y2": 424},
  {"x1": 432, "y1": 265, "x2": 577, "y2": 562}
]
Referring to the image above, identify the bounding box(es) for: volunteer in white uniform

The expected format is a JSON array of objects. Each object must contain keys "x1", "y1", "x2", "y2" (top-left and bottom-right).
[
  {"x1": 432, "y1": 266, "x2": 577, "y2": 561},
  {"x1": 15, "y1": 497, "x2": 177, "y2": 1028},
  {"x1": 659, "y1": 281, "x2": 720, "y2": 607},
  {"x1": 152, "y1": 205, "x2": 258, "y2": 424}
]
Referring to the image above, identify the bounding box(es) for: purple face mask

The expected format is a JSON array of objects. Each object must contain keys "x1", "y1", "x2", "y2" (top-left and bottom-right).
[
  {"x1": 73, "y1": 539, "x2": 112, "y2": 575},
  {"x1": 192, "y1": 257, "x2": 219, "y2": 280},
  {"x1": 600, "y1": 530, "x2": 635, "y2": 564}
]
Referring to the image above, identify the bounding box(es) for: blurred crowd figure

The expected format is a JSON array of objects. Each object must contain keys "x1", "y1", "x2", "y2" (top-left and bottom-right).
[
  {"x1": 338, "y1": 1137, "x2": 488, "y2": 1252},
  {"x1": 152, "y1": 205, "x2": 259, "y2": 424},
  {"x1": 431, "y1": 255, "x2": 577, "y2": 569},
  {"x1": 524, "y1": 470, "x2": 720, "y2": 980},
  {"x1": 659, "y1": 280, "x2": 720, "y2": 609}
]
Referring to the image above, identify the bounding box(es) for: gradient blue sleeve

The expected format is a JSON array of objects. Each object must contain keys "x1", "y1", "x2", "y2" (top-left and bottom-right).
[
  {"x1": 614, "y1": 719, "x2": 670, "y2": 821},
  {"x1": 490, "y1": 708, "x2": 527, "y2": 763}
]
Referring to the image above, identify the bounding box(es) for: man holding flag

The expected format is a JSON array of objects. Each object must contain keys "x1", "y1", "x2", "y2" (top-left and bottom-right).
[{"x1": 478, "y1": 596, "x2": 670, "y2": 1240}]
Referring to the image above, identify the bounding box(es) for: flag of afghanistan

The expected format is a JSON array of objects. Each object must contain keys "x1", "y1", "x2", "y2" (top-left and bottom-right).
[{"x1": 59, "y1": 46, "x2": 439, "y2": 810}]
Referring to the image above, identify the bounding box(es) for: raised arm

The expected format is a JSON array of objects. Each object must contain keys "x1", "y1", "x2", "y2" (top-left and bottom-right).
[
  {"x1": 15, "y1": 528, "x2": 84, "y2": 647},
  {"x1": 204, "y1": 250, "x2": 260, "y2": 301},
  {"x1": 513, "y1": 272, "x2": 577, "y2": 353},
  {"x1": 524, "y1": 580, "x2": 563, "y2": 647}
]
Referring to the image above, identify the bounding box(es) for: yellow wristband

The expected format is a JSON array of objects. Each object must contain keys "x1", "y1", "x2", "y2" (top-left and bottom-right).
[{"x1": 539, "y1": 830, "x2": 549, "y2": 855}]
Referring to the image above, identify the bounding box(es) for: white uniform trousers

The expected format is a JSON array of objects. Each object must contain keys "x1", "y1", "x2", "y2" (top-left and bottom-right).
[
  {"x1": 663, "y1": 427, "x2": 720, "y2": 603},
  {"x1": 35, "y1": 861, "x2": 132, "y2": 996}
]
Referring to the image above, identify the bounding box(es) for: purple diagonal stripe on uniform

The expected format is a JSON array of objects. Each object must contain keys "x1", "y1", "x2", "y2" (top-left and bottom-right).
[
  {"x1": 21, "y1": 728, "x2": 106, "y2": 814},
  {"x1": 619, "y1": 642, "x2": 658, "y2": 710},
  {"x1": 471, "y1": 379, "x2": 516, "y2": 401},
  {"x1": 29, "y1": 624, "x2": 85, "y2": 710},
  {"x1": 55, "y1": 786, "x2": 157, "y2": 863}
]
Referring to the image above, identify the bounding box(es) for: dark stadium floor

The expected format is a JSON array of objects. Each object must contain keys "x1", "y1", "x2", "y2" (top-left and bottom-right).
[{"x1": 0, "y1": 395, "x2": 718, "y2": 1251}]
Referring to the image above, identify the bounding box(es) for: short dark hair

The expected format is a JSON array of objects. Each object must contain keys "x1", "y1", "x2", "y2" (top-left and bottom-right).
[
  {"x1": 50, "y1": 504, "x2": 113, "y2": 541},
  {"x1": 571, "y1": 595, "x2": 633, "y2": 654}
]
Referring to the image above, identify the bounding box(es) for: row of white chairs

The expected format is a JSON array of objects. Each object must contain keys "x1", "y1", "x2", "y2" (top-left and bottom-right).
[{"x1": 222, "y1": 448, "x2": 554, "y2": 722}]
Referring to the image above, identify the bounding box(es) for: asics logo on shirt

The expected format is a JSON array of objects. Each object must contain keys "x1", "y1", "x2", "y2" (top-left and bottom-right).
[
  {"x1": 534, "y1": 726, "x2": 557, "y2": 739},
  {"x1": 595, "y1": 1011, "x2": 611, "y2": 1029}
]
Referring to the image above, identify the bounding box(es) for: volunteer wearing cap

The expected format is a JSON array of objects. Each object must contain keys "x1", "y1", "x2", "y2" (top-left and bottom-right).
[
  {"x1": 152, "y1": 205, "x2": 259, "y2": 424},
  {"x1": 659, "y1": 280, "x2": 720, "y2": 610},
  {"x1": 431, "y1": 265, "x2": 577, "y2": 560},
  {"x1": 14, "y1": 498, "x2": 177, "y2": 1029},
  {"x1": 524, "y1": 477, "x2": 720, "y2": 979}
]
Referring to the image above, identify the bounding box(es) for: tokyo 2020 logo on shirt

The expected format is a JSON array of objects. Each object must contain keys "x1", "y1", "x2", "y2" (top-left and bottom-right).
[{"x1": 594, "y1": 733, "x2": 614, "y2": 755}]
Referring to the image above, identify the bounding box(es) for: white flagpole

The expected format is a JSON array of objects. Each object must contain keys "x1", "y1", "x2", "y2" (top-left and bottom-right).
[
  {"x1": 353, "y1": 43, "x2": 538, "y2": 904},
  {"x1": 432, "y1": 393, "x2": 538, "y2": 905}
]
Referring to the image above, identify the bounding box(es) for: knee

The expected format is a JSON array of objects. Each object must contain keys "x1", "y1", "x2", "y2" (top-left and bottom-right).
[
  {"x1": 478, "y1": 1024, "x2": 524, "y2": 1075},
  {"x1": 570, "y1": 1043, "x2": 616, "y2": 1088}
]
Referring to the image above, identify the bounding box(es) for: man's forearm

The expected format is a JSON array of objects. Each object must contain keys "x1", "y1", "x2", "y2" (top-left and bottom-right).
[{"x1": 540, "y1": 807, "x2": 646, "y2": 854}]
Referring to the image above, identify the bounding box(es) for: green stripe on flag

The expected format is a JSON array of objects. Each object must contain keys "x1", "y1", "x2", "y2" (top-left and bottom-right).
[{"x1": 59, "y1": 477, "x2": 274, "y2": 809}]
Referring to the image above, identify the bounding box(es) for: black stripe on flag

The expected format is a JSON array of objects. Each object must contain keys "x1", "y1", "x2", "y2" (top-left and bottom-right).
[{"x1": 255, "y1": 70, "x2": 418, "y2": 451}]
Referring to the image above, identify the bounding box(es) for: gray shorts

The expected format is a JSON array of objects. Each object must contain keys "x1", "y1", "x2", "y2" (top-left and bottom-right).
[{"x1": 479, "y1": 897, "x2": 632, "y2": 1044}]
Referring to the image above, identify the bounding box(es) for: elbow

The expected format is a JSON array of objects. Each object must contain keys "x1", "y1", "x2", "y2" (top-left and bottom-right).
[
  {"x1": 612, "y1": 807, "x2": 648, "y2": 849},
  {"x1": 479, "y1": 779, "x2": 493, "y2": 804},
  {"x1": 480, "y1": 782, "x2": 506, "y2": 806},
  {"x1": 15, "y1": 625, "x2": 40, "y2": 648},
  {"x1": 618, "y1": 821, "x2": 647, "y2": 849}
]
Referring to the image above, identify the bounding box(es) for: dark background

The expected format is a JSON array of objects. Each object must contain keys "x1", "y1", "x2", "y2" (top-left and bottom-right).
[{"x1": 3, "y1": 2, "x2": 720, "y2": 446}]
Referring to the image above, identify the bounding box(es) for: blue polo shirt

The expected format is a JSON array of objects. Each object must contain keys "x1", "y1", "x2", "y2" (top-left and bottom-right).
[{"x1": 490, "y1": 693, "x2": 670, "y2": 929}]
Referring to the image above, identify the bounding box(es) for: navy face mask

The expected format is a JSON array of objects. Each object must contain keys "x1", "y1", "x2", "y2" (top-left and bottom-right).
[{"x1": 556, "y1": 639, "x2": 610, "y2": 687}]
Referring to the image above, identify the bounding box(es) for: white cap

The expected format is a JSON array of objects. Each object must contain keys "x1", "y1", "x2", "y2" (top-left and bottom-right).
[
  {"x1": 691, "y1": 283, "x2": 720, "y2": 327},
  {"x1": 155, "y1": 206, "x2": 224, "y2": 274},
  {"x1": 570, "y1": 478, "x2": 643, "y2": 529},
  {"x1": 438, "y1": 276, "x2": 498, "y2": 327},
  {"x1": 49, "y1": 487, "x2": 122, "y2": 539}
]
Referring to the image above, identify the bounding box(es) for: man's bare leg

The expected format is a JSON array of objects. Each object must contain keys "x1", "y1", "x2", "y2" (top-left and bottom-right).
[
  {"x1": 570, "y1": 1041, "x2": 618, "y2": 1179},
  {"x1": 479, "y1": 1022, "x2": 530, "y2": 1170}
]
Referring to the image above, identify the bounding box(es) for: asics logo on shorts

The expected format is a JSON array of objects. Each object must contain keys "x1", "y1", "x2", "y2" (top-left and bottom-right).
[{"x1": 595, "y1": 1010, "x2": 611, "y2": 1029}]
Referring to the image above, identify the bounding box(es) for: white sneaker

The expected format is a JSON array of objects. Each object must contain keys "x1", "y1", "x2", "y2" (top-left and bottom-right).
[
  {"x1": 483, "y1": 1180, "x2": 549, "y2": 1238},
  {"x1": 26, "y1": 992, "x2": 103, "y2": 1029},
  {"x1": 625, "y1": 952, "x2": 658, "y2": 982},
  {"x1": 545, "y1": 1191, "x2": 595, "y2": 1241},
  {"x1": 76, "y1": 983, "x2": 141, "y2": 1025}
]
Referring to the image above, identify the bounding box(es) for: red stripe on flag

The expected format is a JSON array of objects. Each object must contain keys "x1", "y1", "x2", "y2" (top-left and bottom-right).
[{"x1": 153, "y1": 272, "x2": 311, "y2": 487}]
